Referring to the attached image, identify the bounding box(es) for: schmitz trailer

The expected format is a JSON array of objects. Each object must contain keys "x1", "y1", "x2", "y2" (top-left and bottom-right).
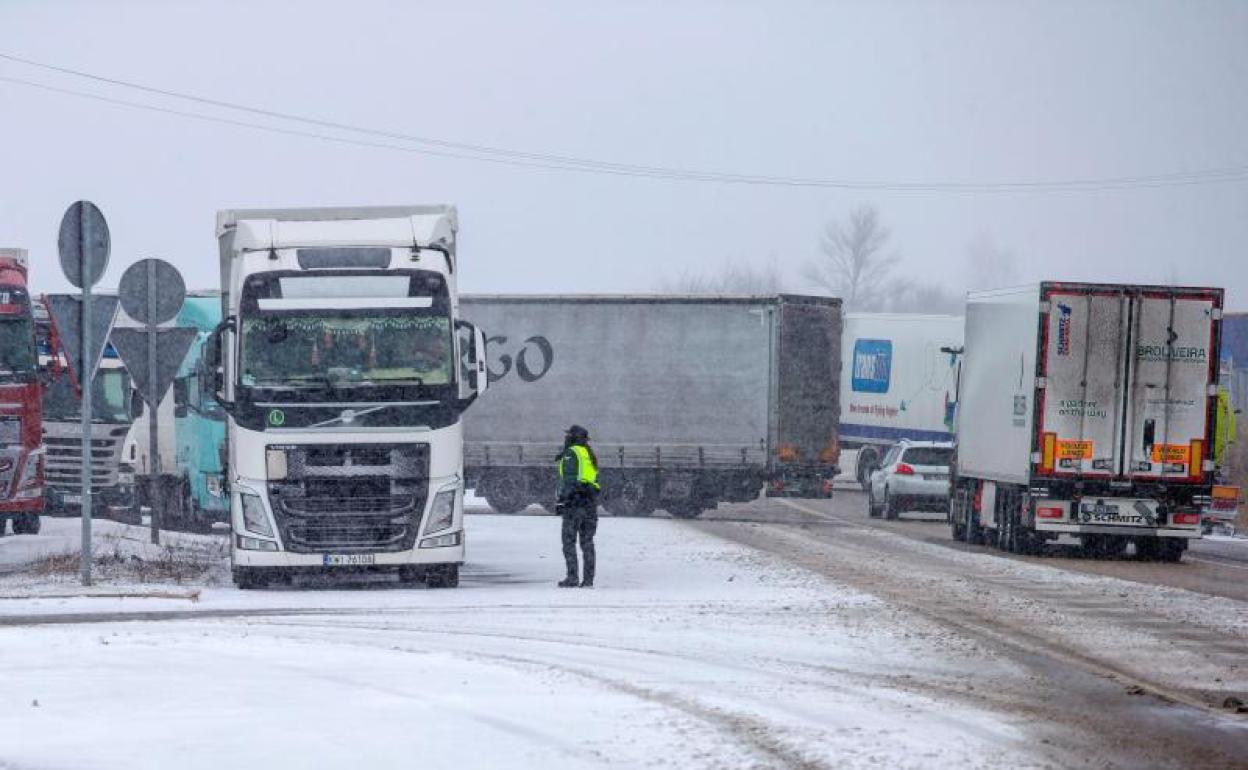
[
  {"x1": 950, "y1": 282, "x2": 1223, "y2": 561},
  {"x1": 213, "y1": 207, "x2": 488, "y2": 589},
  {"x1": 461, "y1": 294, "x2": 841, "y2": 518},
  {"x1": 839, "y1": 313, "x2": 962, "y2": 487}
]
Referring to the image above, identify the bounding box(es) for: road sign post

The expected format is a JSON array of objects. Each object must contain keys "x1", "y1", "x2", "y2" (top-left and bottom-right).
[
  {"x1": 116, "y1": 258, "x2": 189, "y2": 545},
  {"x1": 57, "y1": 201, "x2": 111, "y2": 586}
]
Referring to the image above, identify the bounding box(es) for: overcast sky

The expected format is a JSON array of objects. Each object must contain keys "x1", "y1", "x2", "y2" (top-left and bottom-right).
[{"x1": 2, "y1": 0, "x2": 1246, "y2": 307}]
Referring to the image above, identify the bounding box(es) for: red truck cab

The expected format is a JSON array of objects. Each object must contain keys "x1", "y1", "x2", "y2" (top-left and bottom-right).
[{"x1": 0, "y1": 249, "x2": 44, "y2": 536}]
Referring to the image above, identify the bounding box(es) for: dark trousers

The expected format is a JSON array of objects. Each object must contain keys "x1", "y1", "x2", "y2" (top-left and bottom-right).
[{"x1": 561, "y1": 505, "x2": 598, "y2": 580}]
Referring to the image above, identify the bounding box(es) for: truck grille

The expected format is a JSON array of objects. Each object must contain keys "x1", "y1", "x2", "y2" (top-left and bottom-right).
[
  {"x1": 268, "y1": 443, "x2": 429, "y2": 553},
  {"x1": 43, "y1": 433, "x2": 126, "y2": 490}
]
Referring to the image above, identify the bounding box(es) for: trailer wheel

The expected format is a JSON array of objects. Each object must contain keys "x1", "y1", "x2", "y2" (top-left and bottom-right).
[
  {"x1": 426, "y1": 564, "x2": 460, "y2": 588},
  {"x1": 10, "y1": 513, "x2": 40, "y2": 535},
  {"x1": 602, "y1": 476, "x2": 655, "y2": 517},
  {"x1": 481, "y1": 473, "x2": 531, "y2": 514}
]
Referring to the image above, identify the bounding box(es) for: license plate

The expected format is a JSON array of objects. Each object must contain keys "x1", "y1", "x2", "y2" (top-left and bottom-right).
[
  {"x1": 322, "y1": 554, "x2": 376, "y2": 567},
  {"x1": 63, "y1": 494, "x2": 82, "y2": 505}
]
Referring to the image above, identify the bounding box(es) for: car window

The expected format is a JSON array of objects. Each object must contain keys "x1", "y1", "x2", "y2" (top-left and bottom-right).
[
  {"x1": 881, "y1": 445, "x2": 903, "y2": 467},
  {"x1": 902, "y1": 447, "x2": 953, "y2": 466}
]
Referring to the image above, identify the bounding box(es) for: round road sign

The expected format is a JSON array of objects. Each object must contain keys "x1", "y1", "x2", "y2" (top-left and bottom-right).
[
  {"x1": 119, "y1": 258, "x2": 186, "y2": 325},
  {"x1": 57, "y1": 201, "x2": 111, "y2": 289}
]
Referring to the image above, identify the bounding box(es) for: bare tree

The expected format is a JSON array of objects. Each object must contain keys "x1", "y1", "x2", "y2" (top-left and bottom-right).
[
  {"x1": 964, "y1": 234, "x2": 1020, "y2": 291},
  {"x1": 804, "y1": 205, "x2": 898, "y2": 310},
  {"x1": 878, "y1": 277, "x2": 963, "y2": 314},
  {"x1": 658, "y1": 258, "x2": 786, "y2": 294}
]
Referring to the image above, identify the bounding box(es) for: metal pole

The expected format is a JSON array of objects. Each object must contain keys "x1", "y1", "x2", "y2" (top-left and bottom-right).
[
  {"x1": 147, "y1": 259, "x2": 161, "y2": 544},
  {"x1": 80, "y1": 229, "x2": 93, "y2": 586}
]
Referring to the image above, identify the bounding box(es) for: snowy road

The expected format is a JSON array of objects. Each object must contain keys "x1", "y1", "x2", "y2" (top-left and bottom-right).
[{"x1": 2, "y1": 510, "x2": 1247, "y2": 768}]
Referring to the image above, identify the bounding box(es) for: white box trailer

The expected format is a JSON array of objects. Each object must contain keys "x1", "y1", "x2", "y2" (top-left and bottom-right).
[
  {"x1": 839, "y1": 313, "x2": 963, "y2": 485},
  {"x1": 461, "y1": 294, "x2": 842, "y2": 518},
  {"x1": 951, "y1": 282, "x2": 1224, "y2": 561}
]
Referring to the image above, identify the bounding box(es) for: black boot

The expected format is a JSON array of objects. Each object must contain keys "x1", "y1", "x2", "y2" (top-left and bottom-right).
[
  {"x1": 579, "y1": 576, "x2": 594, "y2": 588},
  {"x1": 558, "y1": 572, "x2": 579, "y2": 588}
]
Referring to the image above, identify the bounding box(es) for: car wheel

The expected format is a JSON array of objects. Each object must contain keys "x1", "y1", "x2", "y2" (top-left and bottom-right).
[
  {"x1": 883, "y1": 489, "x2": 899, "y2": 520},
  {"x1": 867, "y1": 488, "x2": 881, "y2": 518}
]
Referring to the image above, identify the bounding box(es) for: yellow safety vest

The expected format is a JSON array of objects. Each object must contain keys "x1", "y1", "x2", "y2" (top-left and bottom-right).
[{"x1": 559, "y1": 445, "x2": 600, "y2": 489}]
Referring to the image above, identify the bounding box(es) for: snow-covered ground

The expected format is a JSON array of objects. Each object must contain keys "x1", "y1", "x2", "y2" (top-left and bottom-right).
[{"x1": 0, "y1": 515, "x2": 1063, "y2": 769}]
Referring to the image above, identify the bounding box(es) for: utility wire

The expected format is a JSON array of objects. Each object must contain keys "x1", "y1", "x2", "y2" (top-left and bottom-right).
[{"x1": 3, "y1": 51, "x2": 1248, "y2": 192}]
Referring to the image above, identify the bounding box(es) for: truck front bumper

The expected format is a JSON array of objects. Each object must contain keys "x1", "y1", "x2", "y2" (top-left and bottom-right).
[{"x1": 233, "y1": 536, "x2": 464, "y2": 568}]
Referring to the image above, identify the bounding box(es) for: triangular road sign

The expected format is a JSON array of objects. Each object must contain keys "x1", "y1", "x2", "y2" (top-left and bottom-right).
[
  {"x1": 109, "y1": 327, "x2": 198, "y2": 407},
  {"x1": 45, "y1": 294, "x2": 120, "y2": 385}
]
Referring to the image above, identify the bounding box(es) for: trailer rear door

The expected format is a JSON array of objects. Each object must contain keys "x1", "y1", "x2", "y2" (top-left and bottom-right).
[
  {"x1": 1122, "y1": 291, "x2": 1220, "y2": 482},
  {"x1": 1037, "y1": 285, "x2": 1221, "y2": 482},
  {"x1": 1038, "y1": 288, "x2": 1130, "y2": 477}
]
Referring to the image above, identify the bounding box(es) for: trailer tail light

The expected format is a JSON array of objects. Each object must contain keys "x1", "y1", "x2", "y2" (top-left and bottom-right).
[
  {"x1": 894, "y1": 463, "x2": 915, "y2": 476},
  {"x1": 777, "y1": 444, "x2": 799, "y2": 463},
  {"x1": 1172, "y1": 512, "x2": 1200, "y2": 526},
  {"x1": 1036, "y1": 505, "x2": 1064, "y2": 520},
  {"x1": 1188, "y1": 440, "x2": 1204, "y2": 480},
  {"x1": 819, "y1": 438, "x2": 840, "y2": 465},
  {"x1": 1040, "y1": 432, "x2": 1056, "y2": 474}
]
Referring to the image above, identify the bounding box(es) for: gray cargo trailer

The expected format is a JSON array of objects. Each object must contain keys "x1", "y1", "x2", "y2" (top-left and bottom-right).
[{"x1": 461, "y1": 294, "x2": 842, "y2": 518}]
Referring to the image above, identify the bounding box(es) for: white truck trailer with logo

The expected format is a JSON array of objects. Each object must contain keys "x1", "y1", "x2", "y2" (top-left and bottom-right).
[
  {"x1": 212, "y1": 206, "x2": 488, "y2": 588},
  {"x1": 950, "y1": 282, "x2": 1223, "y2": 561},
  {"x1": 839, "y1": 313, "x2": 963, "y2": 486}
]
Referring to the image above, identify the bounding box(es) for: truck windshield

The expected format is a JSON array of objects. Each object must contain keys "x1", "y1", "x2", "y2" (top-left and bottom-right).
[
  {"x1": 0, "y1": 317, "x2": 36, "y2": 377},
  {"x1": 44, "y1": 369, "x2": 132, "y2": 423},
  {"x1": 240, "y1": 312, "x2": 453, "y2": 388}
]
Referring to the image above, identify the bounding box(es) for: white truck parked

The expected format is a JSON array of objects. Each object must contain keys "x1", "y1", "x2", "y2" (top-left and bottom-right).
[
  {"x1": 950, "y1": 282, "x2": 1224, "y2": 561},
  {"x1": 212, "y1": 206, "x2": 488, "y2": 588},
  {"x1": 840, "y1": 314, "x2": 963, "y2": 486}
]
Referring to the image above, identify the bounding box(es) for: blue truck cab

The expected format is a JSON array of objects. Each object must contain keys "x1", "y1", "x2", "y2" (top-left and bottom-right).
[{"x1": 171, "y1": 293, "x2": 228, "y2": 531}]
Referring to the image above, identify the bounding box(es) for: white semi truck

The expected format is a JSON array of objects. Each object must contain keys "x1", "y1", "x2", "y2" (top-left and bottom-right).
[
  {"x1": 212, "y1": 206, "x2": 488, "y2": 589},
  {"x1": 950, "y1": 282, "x2": 1223, "y2": 561},
  {"x1": 839, "y1": 314, "x2": 963, "y2": 487}
]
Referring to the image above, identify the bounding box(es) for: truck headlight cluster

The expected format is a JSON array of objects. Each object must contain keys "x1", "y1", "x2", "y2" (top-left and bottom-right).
[
  {"x1": 240, "y1": 492, "x2": 274, "y2": 538},
  {"x1": 117, "y1": 463, "x2": 135, "y2": 486},
  {"x1": 206, "y1": 474, "x2": 223, "y2": 498},
  {"x1": 423, "y1": 484, "x2": 459, "y2": 535}
]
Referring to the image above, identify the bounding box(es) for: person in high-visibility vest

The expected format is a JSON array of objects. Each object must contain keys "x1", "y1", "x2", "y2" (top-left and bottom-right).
[{"x1": 556, "y1": 424, "x2": 601, "y2": 587}]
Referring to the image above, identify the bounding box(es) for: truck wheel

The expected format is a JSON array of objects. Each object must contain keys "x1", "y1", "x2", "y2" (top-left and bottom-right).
[
  {"x1": 0, "y1": 516, "x2": 7, "y2": 536},
  {"x1": 949, "y1": 489, "x2": 967, "y2": 540},
  {"x1": 482, "y1": 473, "x2": 530, "y2": 514},
  {"x1": 665, "y1": 501, "x2": 703, "y2": 519},
  {"x1": 426, "y1": 564, "x2": 460, "y2": 588},
  {"x1": 10, "y1": 513, "x2": 40, "y2": 535},
  {"x1": 603, "y1": 476, "x2": 654, "y2": 517},
  {"x1": 233, "y1": 568, "x2": 267, "y2": 590},
  {"x1": 1156, "y1": 539, "x2": 1186, "y2": 563}
]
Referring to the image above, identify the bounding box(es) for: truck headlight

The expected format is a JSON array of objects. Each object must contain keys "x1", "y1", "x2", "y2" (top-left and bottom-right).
[
  {"x1": 205, "y1": 474, "x2": 223, "y2": 498},
  {"x1": 424, "y1": 484, "x2": 459, "y2": 535},
  {"x1": 117, "y1": 463, "x2": 135, "y2": 486},
  {"x1": 240, "y1": 492, "x2": 274, "y2": 538}
]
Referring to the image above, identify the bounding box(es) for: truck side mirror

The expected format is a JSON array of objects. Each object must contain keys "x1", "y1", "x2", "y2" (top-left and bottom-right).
[
  {"x1": 173, "y1": 378, "x2": 189, "y2": 410},
  {"x1": 130, "y1": 390, "x2": 145, "y2": 419},
  {"x1": 472, "y1": 325, "x2": 488, "y2": 396},
  {"x1": 454, "y1": 320, "x2": 488, "y2": 406},
  {"x1": 206, "y1": 317, "x2": 234, "y2": 411}
]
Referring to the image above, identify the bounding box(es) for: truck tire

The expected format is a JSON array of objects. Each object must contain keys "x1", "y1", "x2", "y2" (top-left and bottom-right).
[
  {"x1": 602, "y1": 476, "x2": 654, "y2": 517},
  {"x1": 10, "y1": 513, "x2": 40, "y2": 535},
  {"x1": 482, "y1": 473, "x2": 530, "y2": 514},
  {"x1": 233, "y1": 568, "x2": 267, "y2": 590},
  {"x1": 665, "y1": 500, "x2": 704, "y2": 519},
  {"x1": 949, "y1": 489, "x2": 966, "y2": 540},
  {"x1": 0, "y1": 516, "x2": 7, "y2": 536},
  {"x1": 426, "y1": 564, "x2": 460, "y2": 588}
]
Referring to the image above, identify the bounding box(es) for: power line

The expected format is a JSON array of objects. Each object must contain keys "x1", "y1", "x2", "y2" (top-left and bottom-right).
[{"x1": 3, "y1": 51, "x2": 1248, "y2": 192}]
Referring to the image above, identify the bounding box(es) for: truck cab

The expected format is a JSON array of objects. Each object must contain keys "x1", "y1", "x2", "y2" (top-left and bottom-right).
[
  {"x1": 213, "y1": 207, "x2": 487, "y2": 589},
  {"x1": 0, "y1": 249, "x2": 44, "y2": 536}
]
